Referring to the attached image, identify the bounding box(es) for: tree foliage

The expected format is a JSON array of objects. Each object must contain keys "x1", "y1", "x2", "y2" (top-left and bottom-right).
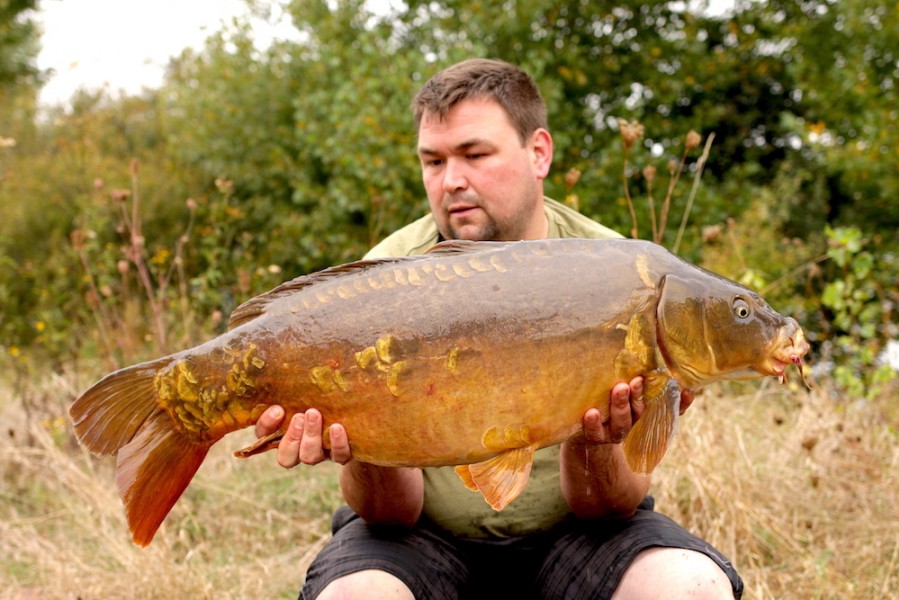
[{"x1": 0, "y1": 0, "x2": 39, "y2": 88}]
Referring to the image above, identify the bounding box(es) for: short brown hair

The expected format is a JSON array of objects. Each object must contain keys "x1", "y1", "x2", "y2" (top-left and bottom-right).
[{"x1": 412, "y1": 59, "x2": 548, "y2": 145}]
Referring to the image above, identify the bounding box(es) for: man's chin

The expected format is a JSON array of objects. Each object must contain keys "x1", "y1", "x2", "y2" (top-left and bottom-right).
[
  {"x1": 444, "y1": 217, "x2": 496, "y2": 242},
  {"x1": 450, "y1": 226, "x2": 498, "y2": 242}
]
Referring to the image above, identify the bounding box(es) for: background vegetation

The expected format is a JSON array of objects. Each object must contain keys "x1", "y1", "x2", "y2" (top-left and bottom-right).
[{"x1": 1, "y1": 0, "x2": 897, "y2": 598}]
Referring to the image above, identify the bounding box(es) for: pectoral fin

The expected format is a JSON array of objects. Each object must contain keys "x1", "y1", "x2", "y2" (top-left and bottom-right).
[
  {"x1": 621, "y1": 374, "x2": 681, "y2": 474},
  {"x1": 614, "y1": 301, "x2": 658, "y2": 378},
  {"x1": 454, "y1": 446, "x2": 536, "y2": 510}
]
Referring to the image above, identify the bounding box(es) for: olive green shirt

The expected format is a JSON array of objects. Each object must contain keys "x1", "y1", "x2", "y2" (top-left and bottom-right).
[{"x1": 364, "y1": 196, "x2": 622, "y2": 539}]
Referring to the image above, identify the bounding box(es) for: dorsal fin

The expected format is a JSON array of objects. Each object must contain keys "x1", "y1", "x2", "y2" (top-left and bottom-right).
[
  {"x1": 227, "y1": 240, "x2": 511, "y2": 330},
  {"x1": 227, "y1": 257, "x2": 411, "y2": 330},
  {"x1": 425, "y1": 239, "x2": 507, "y2": 255}
]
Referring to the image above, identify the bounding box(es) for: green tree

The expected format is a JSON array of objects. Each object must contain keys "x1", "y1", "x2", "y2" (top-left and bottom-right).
[
  {"x1": 161, "y1": 0, "x2": 431, "y2": 279},
  {"x1": 0, "y1": 0, "x2": 39, "y2": 87}
]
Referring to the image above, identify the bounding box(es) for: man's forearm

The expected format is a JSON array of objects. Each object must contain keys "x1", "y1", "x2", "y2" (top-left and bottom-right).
[
  {"x1": 340, "y1": 462, "x2": 424, "y2": 526},
  {"x1": 559, "y1": 441, "x2": 650, "y2": 519}
]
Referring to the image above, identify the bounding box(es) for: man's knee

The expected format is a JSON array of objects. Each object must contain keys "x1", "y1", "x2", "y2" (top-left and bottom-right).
[
  {"x1": 315, "y1": 569, "x2": 414, "y2": 600},
  {"x1": 614, "y1": 547, "x2": 736, "y2": 599}
]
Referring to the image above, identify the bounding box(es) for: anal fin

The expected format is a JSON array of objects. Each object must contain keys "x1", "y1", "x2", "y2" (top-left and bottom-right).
[
  {"x1": 454, "y1": 464, "x2": 479, "y2": 492},
  {"x1": 454, "y1": 446, "x2": 536, "y2": 511}
]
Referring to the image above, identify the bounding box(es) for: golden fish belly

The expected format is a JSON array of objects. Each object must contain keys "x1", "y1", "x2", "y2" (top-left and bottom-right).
[
  {"x1": 266, "y1": 327, "x2": 628, "y2": 467},
  {"x1": 199, "y1": 243, "x2": 653, "y2": 466}
]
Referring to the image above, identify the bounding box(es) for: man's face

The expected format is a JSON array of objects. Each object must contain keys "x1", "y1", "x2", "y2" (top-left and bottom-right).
[{"x1": 417, "y1": 98, "x2": 552, "y2": 242}]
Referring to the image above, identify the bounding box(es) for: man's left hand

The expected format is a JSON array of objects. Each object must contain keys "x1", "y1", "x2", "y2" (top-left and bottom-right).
[{"x1": 580, "y1": 377, "x2": 695, "y2": 444}]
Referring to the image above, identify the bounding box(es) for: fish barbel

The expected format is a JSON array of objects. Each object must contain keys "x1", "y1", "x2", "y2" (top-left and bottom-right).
[{"x1": 70, "y1": 238, "x2": 809, "y2": 546}]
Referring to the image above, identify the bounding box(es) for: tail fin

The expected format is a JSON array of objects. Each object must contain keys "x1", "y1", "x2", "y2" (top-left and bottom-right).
[{"x1": 70, "y1": 358, "x2": 211, "y2": 546}]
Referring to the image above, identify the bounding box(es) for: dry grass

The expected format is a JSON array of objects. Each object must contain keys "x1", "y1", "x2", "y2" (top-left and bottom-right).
[
  {"x1": 1, "y1": 368, "x2": 896, "y2": 599},
  {"x1": 1, "y1": 368, "x2": 341, "y2": 599},
  {"x1": 655, "y1": 376, "x2": 898, "y2": 599}
]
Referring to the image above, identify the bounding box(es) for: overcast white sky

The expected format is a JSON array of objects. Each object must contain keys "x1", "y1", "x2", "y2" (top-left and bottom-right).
[{"x1": 35, "y1": 0, "x2": 301, "y2": 106}]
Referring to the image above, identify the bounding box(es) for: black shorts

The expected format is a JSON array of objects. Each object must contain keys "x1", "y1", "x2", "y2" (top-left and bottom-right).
[{"x1": 300, "y1": 497, "x2": 743, "y2": 599}]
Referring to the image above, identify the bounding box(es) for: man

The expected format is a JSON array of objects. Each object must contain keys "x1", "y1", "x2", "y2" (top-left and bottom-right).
[{"x1": 256, "y1": 59, "x2": 743, "y2": 599}]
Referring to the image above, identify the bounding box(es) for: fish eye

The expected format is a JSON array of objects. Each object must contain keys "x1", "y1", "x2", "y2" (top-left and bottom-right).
[{"x1": 733, "y1": 298, "x2": 751, "y2": 319}]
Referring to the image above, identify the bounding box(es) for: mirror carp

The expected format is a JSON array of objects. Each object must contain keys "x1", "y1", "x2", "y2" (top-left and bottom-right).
[{"x1": 70, "y1": 238, "x2": 809, "y2": 546}]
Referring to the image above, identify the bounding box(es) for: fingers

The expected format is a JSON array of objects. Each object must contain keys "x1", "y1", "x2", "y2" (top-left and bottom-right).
[
  {"x1": 255, "y1": 405, "x2": 285, "y2": 437},
  {"x1": 581, "y1": 407, "x2": 603, "y2": 441},
  {"x1": 628, "y1": 376, "x2": 645, "y2": 420},
  {"x1": 276, "y1": 413, "x2": 305, "y2": 468},
  {"x1": 276, "y1": 409, "x2": 352, "y2": 468},
  {"x1": 583, "y1": 379, "x2": 644, "y2": 445},
  {"x1": 298, "y1": 409, "x2": 327, "y2": 464},
  {"x1": 329, "y1": 424, "x2": 352, "y2": 465},
  {"x1": 606, "y1": 383, "x2": 633, "y2": 443},
  {"x1": 278, "y1": 409, "x2": 322, "y2": 467}
]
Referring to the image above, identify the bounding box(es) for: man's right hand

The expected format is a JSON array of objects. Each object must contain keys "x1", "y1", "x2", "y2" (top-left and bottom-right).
[{"x1": 255, "y1": 406, "x2": 353, "y2": 468}]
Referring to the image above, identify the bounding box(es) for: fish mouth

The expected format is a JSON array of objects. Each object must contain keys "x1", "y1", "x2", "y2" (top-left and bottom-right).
[{"x1": 756, "y1": 320, "x2": 811, "y2": 386}]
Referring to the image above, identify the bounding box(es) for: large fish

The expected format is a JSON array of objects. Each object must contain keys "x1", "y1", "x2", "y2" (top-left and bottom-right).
[{"x1": 70, "y1": 238, "x2": 809, "y2": 546}]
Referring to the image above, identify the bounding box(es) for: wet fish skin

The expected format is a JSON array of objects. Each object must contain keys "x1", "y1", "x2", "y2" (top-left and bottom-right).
[{"x1": 69, "y1": 238, "x2": 809, "y2": 546}]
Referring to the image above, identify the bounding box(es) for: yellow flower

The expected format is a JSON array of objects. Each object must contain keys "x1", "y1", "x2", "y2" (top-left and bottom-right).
[
  {"x1": 35, "y1": 321, "x2": 46, "y2": 332},
  {"x1": 150, "y1": 248, "x2": 171, "y2": 265}
]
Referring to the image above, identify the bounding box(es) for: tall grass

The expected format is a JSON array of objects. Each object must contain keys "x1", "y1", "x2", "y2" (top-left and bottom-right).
[{"x1": 1, "y1": 367, "x2": 896, "y2": 599}]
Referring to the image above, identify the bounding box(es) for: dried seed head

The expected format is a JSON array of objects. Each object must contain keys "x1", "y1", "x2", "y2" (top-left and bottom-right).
[
  {"x1": 685, "y1": 130, "x2": 702, "y2": 151},
  {"x1": 238, "y1": 269, "x2": 251, "y2": 293},
  {"x1": 215, "y1": 178, "x2": 234, "y2": 194},
  {"x1": 70, "y1": 229, "x2": 84, "y2": 251},
  {"x1": 565, "y1": 167, "x2": 582, "y2": 190},
  {"x1": 186, "y1": 198, "x2": 197, "y2": 211},
  {"x1": 617, "y1": 119, "x2": 644, "y2": 150},
  {"x1": 642, "y1": 165, "x2": 657, "y2": 183},
  {"x1": 110, "y1": 189, "x2": 130, "y2": 203},
  {"x1": 117, "y1": 259, "x2": 130, "y2": 275},
  {"x1": 702, "y1": 224, "x2": 723, "y2": 244}
]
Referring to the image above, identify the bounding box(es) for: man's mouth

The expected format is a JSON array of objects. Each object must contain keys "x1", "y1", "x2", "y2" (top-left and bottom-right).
[{"x1": 448, "y1": 204, "x2": 481, "y2": 218}]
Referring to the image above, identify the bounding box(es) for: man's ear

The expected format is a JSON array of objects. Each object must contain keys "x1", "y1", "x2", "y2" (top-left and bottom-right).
[{"x1": 530, "y1": 128, "x2": 553, "y2": 179}]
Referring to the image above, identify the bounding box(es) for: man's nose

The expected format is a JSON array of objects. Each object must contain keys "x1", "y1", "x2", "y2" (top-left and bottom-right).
[{"x1": 443, "y1": 158, "x2": 468, "y2": 193}]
